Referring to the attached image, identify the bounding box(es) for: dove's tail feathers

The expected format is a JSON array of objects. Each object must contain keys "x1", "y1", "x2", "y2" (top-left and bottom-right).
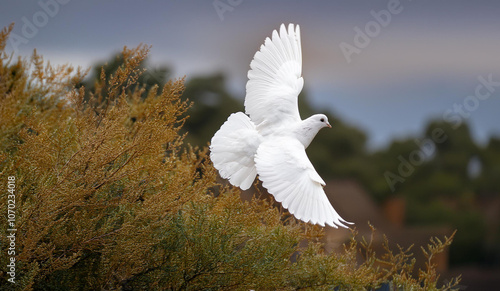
[{"x1": 210, "y1": 112, "x2": 262, "y2": 190}]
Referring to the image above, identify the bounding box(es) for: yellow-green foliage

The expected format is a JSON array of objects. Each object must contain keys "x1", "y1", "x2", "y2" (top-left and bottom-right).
[{"x1": 0, "y1": 24, "x2": 460, "y2": 290}]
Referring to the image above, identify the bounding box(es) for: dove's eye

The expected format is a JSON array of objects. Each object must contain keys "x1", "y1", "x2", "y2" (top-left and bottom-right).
[{"x1": 320, "y1": 118, "x2": 325, "y2": 122}]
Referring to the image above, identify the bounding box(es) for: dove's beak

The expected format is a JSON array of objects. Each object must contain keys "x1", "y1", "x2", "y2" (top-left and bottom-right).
[{"x1": 326, "y1": 122, "x2": 332, "y2": 128}]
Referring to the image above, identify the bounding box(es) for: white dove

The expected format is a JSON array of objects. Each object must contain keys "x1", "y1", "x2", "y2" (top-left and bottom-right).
[{"x1": 210, "y1": 23, "x2": 351, "y2": 228}]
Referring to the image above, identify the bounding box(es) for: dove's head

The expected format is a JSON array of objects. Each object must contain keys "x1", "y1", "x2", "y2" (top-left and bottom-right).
[
  {"x1": 314, "y1": 114, "x2": 331, "y2": 129},
  {"x1": 296, "y1": 114, "x2": 331, "y2": 148}
]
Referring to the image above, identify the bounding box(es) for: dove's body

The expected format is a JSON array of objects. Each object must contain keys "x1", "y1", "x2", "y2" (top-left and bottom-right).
[{"x1": 210, "y1": 24, "x2": 351, "y2": 228}]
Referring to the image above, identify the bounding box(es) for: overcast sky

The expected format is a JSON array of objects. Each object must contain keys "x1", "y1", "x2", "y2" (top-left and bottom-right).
[{"x1": 2, "y1": 0, "x2": 500, "y2": 149}]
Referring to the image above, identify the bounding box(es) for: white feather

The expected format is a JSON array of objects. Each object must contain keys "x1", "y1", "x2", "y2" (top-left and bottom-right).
[
  {"x1": 245, "y1": 23, "x2": 303, "y2": 132},
  {"x1": 210, "y1": 112, "x2": 261, "y2": 190}
]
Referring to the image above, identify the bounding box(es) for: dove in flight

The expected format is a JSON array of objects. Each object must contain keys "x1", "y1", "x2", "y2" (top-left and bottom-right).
[{"x1": 210, "y1": 23, "x2": 351, "y2": 228}]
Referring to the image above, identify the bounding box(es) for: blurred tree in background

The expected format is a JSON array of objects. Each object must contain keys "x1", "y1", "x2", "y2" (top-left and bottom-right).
[
  {"x1": 477, "y1": 137, "x2": 500, "y2": 194},
  {"x1": 77, "y1": 51, "x2": 170, "y2": 103}
]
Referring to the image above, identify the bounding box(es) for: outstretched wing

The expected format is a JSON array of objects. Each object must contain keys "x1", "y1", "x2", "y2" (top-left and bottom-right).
[
  {"x1": 255, "y1": 137, "x2": 351, "y2": 228},
  {"x1": 245, "y1": 23, "x2": 303, "y2": 132}
]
